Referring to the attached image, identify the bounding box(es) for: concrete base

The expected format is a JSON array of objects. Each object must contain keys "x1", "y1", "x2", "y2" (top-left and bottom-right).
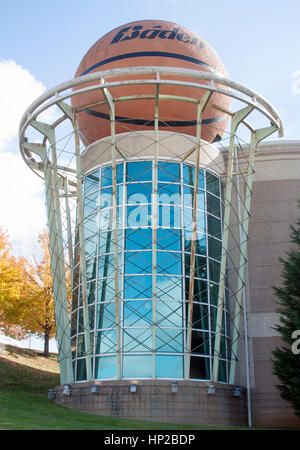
[{"x1": 53, "y1": 380, "x2": 248, "y2": 427}]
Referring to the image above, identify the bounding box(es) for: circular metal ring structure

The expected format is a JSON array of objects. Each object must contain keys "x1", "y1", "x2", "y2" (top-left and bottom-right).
[{"x1": 19, "y1": 66, "x2": 283, "y2": 425}]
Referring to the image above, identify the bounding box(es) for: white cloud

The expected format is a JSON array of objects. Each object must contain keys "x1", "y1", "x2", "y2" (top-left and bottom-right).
[
  {"x1": 0, "y1": 60, "x2": 48, "y2": 256},
  {"x1": 0, "y1": 60, "x2": 46, "y2": 148}
]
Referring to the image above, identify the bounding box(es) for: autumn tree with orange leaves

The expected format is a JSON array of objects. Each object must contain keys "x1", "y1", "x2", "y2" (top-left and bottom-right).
[{"x1": 0, "y1": 229, "x2": 58, "y2": 357}]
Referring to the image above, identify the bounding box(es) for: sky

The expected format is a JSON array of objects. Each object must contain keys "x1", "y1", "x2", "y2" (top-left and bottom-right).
[{"x1": 0, "y1": 0, "x2": 299, "y2": 350}]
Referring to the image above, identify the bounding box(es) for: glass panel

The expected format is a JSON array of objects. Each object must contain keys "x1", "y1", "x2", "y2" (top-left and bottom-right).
[
  {"x1": 86, "y1": 257, "x2": 97, "y2": 281},
  {"x1": 183, "y1": 207, "x2": 192, "y2": 230},
  {"x1": 125, "y1": 251, "x2": 152, "y2": 274},
  {"x1": 101, "y1": 166, "x2": 112, "y2": 187},
  {"x1": 84, "y1": 213, "x2": 98, "y2": 237},
  {"x1": 156, "y1": 275, "x2": 182, "y2": 300},
  {"x1": 158, "y1": 183, "x2": 180, "y2": 205},
  {"x1": 156, "y1": 355, "x2": 183, "y2": 378},
  {"x1": 193, "y1": 279, "x2": 208, "y2": 303},
  {"x1": 209, "y1": 260, "x2": 221, "y2": 283},
  {"x1": 207, "y1": 192, "x2": 221, "y2": 218},
  {"x1": 84, "y1": 170, "x2": 99, "y2": 196},
  {"x1": 127, "y1": 205, "x2": 151, "y2": 227},
  {"x1": 207, "y1": 214, "x2": 221, "y2": 239},
  {"x1": 198, "y1": 169, "x2": 205, "y2": 190},
  {"x1": 127, "y1": 183, "x2": 152, "y2": 204},
  {"x1": 208, "y1": 237, "x2": 222, "y2": 261},
  {"x1": 99, "y1": 208, "x2": 113, "y2": 231},
  {"x1": 84, "y1": 190, "x2": 98, "y2": 216},
  {"x1": 157, "y1": 251, "x2": 182, "y2": 275},
  {"x1": 190, "y1": 356, "x2": 210, "y2": 380},
  {"x1": 124, "y1": 275, "x2": 152, "y2": 299},
  {"x1": 123, "y1": 355, "x2": 152, "y2": 378},
  {"x1": 156, "y1": 328, "x2": 183, "y2": 352},
  {"x1": 127, "y1": 161, "x2": 152, "y2": 182},
  {"x1": 96, "y1": 302, "x2": 116, "y2": 329},
  {"x1": 85, "y1": 234, "x2": 97, "y2": 259},
  {"x1": 157, "y1": 161, "x2": 180, "y2": 182},
  {"x1": 191, "y1": 304, "x2": 209, "y2": 330},
  {"x1": 124, "y1": 300, "x2": 152, "y2": 327},
  {"x1": 99, "y1": 231, "x2": 122, "y2": 254},
  {"x1": 125, "y1": 228, "x2": 152, "y2": 250},
  {"x1": 156, "y1": 300, "x2": 183, "y2": 327},
  {"x1": 97, "y1": 277, "x2": 116, "y2": 303},
  {"x1": 97, "y1": 253, "x2": 115, "y2": 278},
  {"x1": 95, "y1": 329, "x2": 116, "y2": 353},
  {"x1": 185, "y1": 254, "x2": 207, "y2": 279},
  {"x1": 191, "y1": 330, "x2": 210, "y2": 355},
  {"x1": 157, "y1": 229, "x2": 181, "y2": 251},
  {"x1": 95, "y1": 356, "x2": 117, "y2": 379},
  {"x1": 197, "y1": 190, "x2": 205, "y2": 211},
  {"x1": 77, "y1": 333, "x2": 85, "y2": 355},
  {"x1": 183, "y1": 164, "x2": 194, "y2": 186},
  {"x1": 87, "y1": 280, "x2": 96, "y2": 304},
  {"x1": 159, "y1": 205, "x2": 180, "y2": 228},
  {"x1": 206, "y1": 171, "x2": 220, "y2": 197},
  {"x1": 183, "y1": 185, "x2": 193, "y2": 208},
  {"x1": 123, "y1": 327, "x2": 152, "y2": 352},
  {"x1": 76, "y1": 358, "x2": 87, "y2": 381},
  {"x1": 117, "y1": 163, "x2": 124, "y2": 184},
  {"x1": 210, "y1": 283, "x2": 219, "y2": 306}
]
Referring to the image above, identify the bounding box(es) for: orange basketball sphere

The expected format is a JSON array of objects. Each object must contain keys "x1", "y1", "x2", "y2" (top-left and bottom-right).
[{"x1": 71, "y1": 20, "x2": 231, "y2": 145}]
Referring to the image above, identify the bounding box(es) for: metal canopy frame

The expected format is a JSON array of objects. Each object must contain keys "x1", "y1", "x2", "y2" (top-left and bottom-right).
[{"x1": 19, "y1": 66, "x2": 283, "y2": 417}]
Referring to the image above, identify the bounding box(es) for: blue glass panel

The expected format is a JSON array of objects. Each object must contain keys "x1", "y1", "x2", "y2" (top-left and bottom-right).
[
  {"x1": 124, "y1": 300, "x2": 152, "y2": 327},
  {"x1": 155, "y1": 355, "x2": 183, "y2": 378},
  {"x1": 84, "y1": 213, "x2": 98, "y2": 237},
  {"x1": 157, "y1": 251, "x2": 181, "y2": 275},
  {"x1": 125, "y1": 251, "x2": 152, "y2": 274},
  {"x1": 97, "y1": 277, "x2": 115, "y2": 303},
  {"x1": 84, "y1": 170, "x2": 99, "y2": 196},
  {"x1": 100, "y1": 187, "x2": 112, "y2": 209},
  {"x1": 156, "y1": 328, "x2": 183, "y2": 352},
  {"x1": 206, "y1": 171, "x2": 220, "y2": 196},
  {"x1": 96, "y1": 302, "x2": 116, "y2": 329},
  {"x1": 123, "y1": 327, "x2": 152, "y2": 352},
  {"x1": 126, "y1": 161, "x2": 152, "y2": 182},
  {"x1": 157, "y1": 229, "x2": 181, "y2": 251},
  {"x1": 207, "y1": 192, "x2": 221, "y2": 217},
  {"x1": 99, "y1": 208, "x2": 112, "y2": 231},
  {"x1": 124, "y1": 275, "x2": 152, "y2": 299},
  {"x1": 183, "y1": 164, "x2": 194, "y2": 186},
  {"x1": 197, "y1": 211, "x2": 206, "y2": 234},
  {"x1": 85, "y1": 234, "x2": 97, "y2": 258},
  {"x1": 127, "y1": 205, "x2": 151, "y2": 227},
  {"x1": 127, "y1": 183, "x2": 152, "y2": 204},
  {"x1": 156, "y1": 300, "x2": 183, "y2": 327},
  {"x1": 123, "y1": 355, "x2": 152, "y2": 378},
  {"x1": 183, "y1": 185, "x2": 193, "y2": 208},
  {"x1": 84, "y1": 190, "x2": 98, "y2": 216},
  {"x1": 159, "y1": 205, "x2": 180, "y2": 228},
  {"x1": 86, "y1": 257, "x2": 97, "y2": 281},
  {"x1": 97, "y1": 253, "x2": 115, "y2": 278},
  {"x1": 117, "y1": 163, "x2": 124, "y2": 184},
  {"x1": 157, "y1": 183, "x2": 180, "y2": 205},
  {"x1": 156, "y1": 275, "x2": 182, "y2": 300},
  {"x1": 198, "y1": 169, "x2": 205, "y2": 190},
  {"x1": 95, "y1": 356, "x2": 117, "y2": 379},
  {"x1": 125, "y1": 228, "x2": 152, "y2": 250},
  {"x1": 183, "y1": 208, "x2": 192, "y2": 230},
  {"x1": 95, "y1": 329, "x2": 116, "y2": 353},
  {"x1": 197, "y1": 190, "x2": 205, "y2": 211},
  {"x1": 157, "y1": 161, "x2": 180, "y2": 182},
  {"x1": 99, "y1": 231, "x2": 122, "y2": 255},
  {"x1": 101, "y1": 166, "x2": 112, "y2": 187}
]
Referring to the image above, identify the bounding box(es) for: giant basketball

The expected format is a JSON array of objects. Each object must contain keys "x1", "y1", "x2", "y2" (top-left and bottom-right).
[{"x1": 71, "y1": 20, "x2": 231, "y2": 145}]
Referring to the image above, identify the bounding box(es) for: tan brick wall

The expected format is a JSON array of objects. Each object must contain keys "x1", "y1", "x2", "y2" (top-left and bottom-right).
[{"x1": 53, "y1": 380, "x2": 248, "y2": 427}]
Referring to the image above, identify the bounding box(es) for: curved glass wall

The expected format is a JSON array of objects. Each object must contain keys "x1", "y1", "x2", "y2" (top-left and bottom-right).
[{"x1": 71, "y1": 160, "x2": 230, "y2": 382}]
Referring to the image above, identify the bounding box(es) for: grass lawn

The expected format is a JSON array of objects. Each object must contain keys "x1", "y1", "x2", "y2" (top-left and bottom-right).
[{"x1": 0, "y1": 345, "x2": 272, "y2": 430}]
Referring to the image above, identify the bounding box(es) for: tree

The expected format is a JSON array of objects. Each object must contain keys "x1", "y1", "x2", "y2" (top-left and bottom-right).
[
  {"x1": 272, "y1": 203, "x2": 300, "y2": 418},
  {"x1": 0, "y1": 230, "x2": 57, "y2": 357}
]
